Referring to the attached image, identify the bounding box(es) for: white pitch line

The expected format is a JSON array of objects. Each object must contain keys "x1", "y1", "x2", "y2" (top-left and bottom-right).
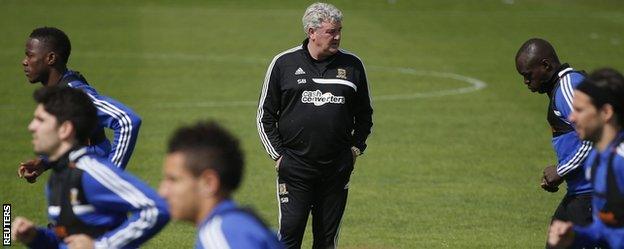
[
  {"x1": 368, "y1": 66, "x2": 488, "y2": 101},
  {"x1": 0, "y1": 51, "x2": 487, "y2": 109}
]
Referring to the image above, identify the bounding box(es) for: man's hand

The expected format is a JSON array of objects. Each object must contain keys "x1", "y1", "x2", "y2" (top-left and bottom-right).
[
  {"x1": 65, "y1": 234, "x2": 95, "y2": 249},
  {"x1": 350, "y1": 146, "x2": 361, "y2": 165},
  {"x1": 548, "y1": 220, "x2": 575, "y2": 249},
  {"x1": 541, "y1": 177, "x2": 559, "y2": 192},
  {"x1": 275, "y1": 156, "x2": 283, "y2": 172},
  {"x1": 541, "y1": 165, "x2": 563, "y2": 192},
  {"x1": 17, "y1": 158, "x2": 45, "y2": 183},
  {"x1": 543, "y1": 165, "x2": 563, "y2": 185},
  {"x1": 11, "y1": 217, "x2": 37, "y2": 245}
]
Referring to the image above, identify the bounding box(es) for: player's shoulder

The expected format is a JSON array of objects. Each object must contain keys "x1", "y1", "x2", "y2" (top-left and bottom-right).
[
  {"x1": 272, "y1": 45, "x2": 304, "y2": 65},
  {"x1": 72, "y1": 148, "x2": 121, "y2": 175},
  {"x1": 219, "y1": 210, "x2": 268, "y2": 234},
  {"x1": 616, "y1": 142, "x2": 624, "y2": 160},
  {"x1": 339, "y1": 48, "x2": 365, "y2": 65},
  {"x1": 559, "y1": 68, "x2": 586, "y2": 88},
  {"x1": 338, "y1": 48, "x2": 362, "y2": 60}
]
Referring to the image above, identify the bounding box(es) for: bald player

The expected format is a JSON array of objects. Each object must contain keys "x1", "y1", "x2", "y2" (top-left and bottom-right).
[{"x1": 515, "y1": 38, "x2": 593, "y2": 240}]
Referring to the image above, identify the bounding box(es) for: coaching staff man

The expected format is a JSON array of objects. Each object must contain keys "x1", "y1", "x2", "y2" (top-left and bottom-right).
[
  {"x1": 18, "y1": 27, "x2": 141, "y2": 183},
  {"x1": 515, "y1": 38, "x2": 593, "y2": 243},
  {"x1": 549, "y1": 69, "x2": 624, "y2": 248},
  {"x1": 256, "y1": 2, "x2": 373, "y2": 248},
  {"x1": 11, "y1": 87, "x2": 168, "y2": 249}
]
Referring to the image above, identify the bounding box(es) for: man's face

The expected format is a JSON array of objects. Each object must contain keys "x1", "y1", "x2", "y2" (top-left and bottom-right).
[
  {"x1": 569, "y1": 90, "x2": 603, "y2": 142},
  {"x1": 22, "y1": 38, "x2": 50, "y2": 84},
  {"x1": 159, "y1": 152, "x2": 200, "y2": 223},
  {"x1": 309, "y1": 21, "x2": 342, "y2": 57},
  {"x1": 28, "y1": 104, "x2": 62, "y2": 156},
  {"x1": 516, "y1": 57, "x2": 549, "y2": 93}
]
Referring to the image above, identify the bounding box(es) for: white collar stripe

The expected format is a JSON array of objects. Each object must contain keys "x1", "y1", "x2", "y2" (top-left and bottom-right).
[
  {"x1": 200, "y1": 217, "x2": 230, "y2": 249},
  {"x1": 560, "y1": 75, "x2": 574, "y2": 112},
  {"x1": 558, "y1": 67, "x2": 574, "y2": 78}
]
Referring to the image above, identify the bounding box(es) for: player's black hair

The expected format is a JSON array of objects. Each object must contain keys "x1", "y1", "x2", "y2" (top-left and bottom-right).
[
  {"x1": 33, "y1": 86, "x2": 97, "y2": 145},
  {"x1": 515, "y1": 38, "x2": 560, "y2": 66},
  {"x1": 29, "y1": 27, "x2": 72, "y2": 64},
  {"x1": 167, "y1": 121, "x2": 244, "y2": 194},
  {"x1": 577, "y1": 68, "x2": 624, "y2": 126}
]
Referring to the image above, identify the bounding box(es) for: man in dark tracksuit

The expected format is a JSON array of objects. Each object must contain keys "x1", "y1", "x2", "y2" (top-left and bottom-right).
[{"x1": 256, "y1": 3, "x2": 372, "y2": 248}]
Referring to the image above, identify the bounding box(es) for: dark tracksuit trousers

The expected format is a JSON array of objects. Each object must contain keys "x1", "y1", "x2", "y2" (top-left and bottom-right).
[{"x1": 277, "y1": 150, "x2": 354, "y2": 249}]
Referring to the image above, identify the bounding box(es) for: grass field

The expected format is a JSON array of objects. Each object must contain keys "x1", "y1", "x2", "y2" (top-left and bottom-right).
[{"x1": 2, "y1": 0, "x2": 624, "y2": 248}]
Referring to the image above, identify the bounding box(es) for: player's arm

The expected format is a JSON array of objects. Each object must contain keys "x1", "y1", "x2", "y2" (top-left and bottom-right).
[
  {"x1": 81, "y1": 88, "x2": 142, "y2": 169},
  {"x1": 556, "y1": 140, "x2": 593, "y2": 177},
  {"x1": 569, "y1": 222, "x2": 604, "y2": 248},
  {"x1": 555, "y1": 78, "x2": 593, "y2": 177},
  {"x1": 12, "y1": 217, "x2": 61, "y2": 249},
  {"x1": 78, "y1": 161, "x2": 169, "y2": 248},
  {"x1": 351, "y1": 60, "x2": 373, "y2": 155},
  {"x1": 257, "y1": 57, "x2": 285, "y2": 161},
  {"x1": 17, "y1": 157, "x2": 51, "y2": 183}
]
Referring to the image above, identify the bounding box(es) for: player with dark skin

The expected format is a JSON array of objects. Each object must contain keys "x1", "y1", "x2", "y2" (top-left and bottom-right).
[
  {"x1": 515, "y1": 39, "x2": 564, "y2": 191},
  {"x1": 18, "y1": 35, "x2": 70, "y2": 182}
]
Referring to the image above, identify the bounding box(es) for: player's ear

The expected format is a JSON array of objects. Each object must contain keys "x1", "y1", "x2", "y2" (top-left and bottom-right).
[
  {"x1": 198, "y1": 169, "x2": 220, "y2": 198},
  {"x1": 601, "y1": 104, "x2": 615, "y2": 123},
  {"x1": 45, "y1": 51, "x2": 57, "y2": 66},
  {"x1": 540, "y1": 58, "x2": 551, "y2": 71},
  {"x1": 307, "y1": 27, "x2": 316, "y2": 38},
  {"x1": 58, "y1": 120, "x2": 74, "y2": 141}
]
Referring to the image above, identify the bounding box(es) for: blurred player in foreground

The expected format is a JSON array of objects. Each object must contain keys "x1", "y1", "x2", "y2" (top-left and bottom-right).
[
  {"x1": 159, "y1": 121, "x2": 283, "y2": 249},
  {"x1": 12, "y1": 87, "x2": 168, "y2": 249},
  {"x1": 549, "y1": 68, "x2": 624, "y2": 248}
]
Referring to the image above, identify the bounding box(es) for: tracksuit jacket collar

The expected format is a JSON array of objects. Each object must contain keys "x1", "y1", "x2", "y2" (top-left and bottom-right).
[
  {"x1": 50, "y1": 146, "x2": 87, "y2": 172},
  {"x1": 545, "y1": 63, "x2": 571, "y2": 94},
  {"x1": 200, "y1": 199, "x2": 237, "y2": 226}
]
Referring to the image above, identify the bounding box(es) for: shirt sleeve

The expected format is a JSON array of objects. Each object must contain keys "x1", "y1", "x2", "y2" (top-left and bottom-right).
[
  {"x1": 27, "y1": 227, "x2": 62, "y2": 249},
  {"x1": 257, "y1": 56, "x2": 286, "y2": 160},
  {"x1": 74, "y1": 85, "x2": 141, "y2": 169},
  {"x1": 78, "y1": 158, "x2": 169, "y2": 249},
  {"x1": 572, "y1": 222, "x2": 606, "y2": 248},
  {"x1": 557, "y1": 140, "x2": 593, "y2": 176},
  {"x1": 554, "y1": 73, "x2": 592, "y2": 176},
  {"x1": 351, "y1": 59, "x2": 373, "y2": 153}
]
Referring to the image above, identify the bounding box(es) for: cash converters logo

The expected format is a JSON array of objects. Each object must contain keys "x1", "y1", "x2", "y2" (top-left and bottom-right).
[{"x1": 301, "y1": 90, "x2": 345, "y2": 106}]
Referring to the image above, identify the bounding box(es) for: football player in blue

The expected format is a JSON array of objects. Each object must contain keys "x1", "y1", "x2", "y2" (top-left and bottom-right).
[
  {"x1": 548, "y1": 68, "x2": 624, "y2": 248},
  {"x1": 515, "y1": 39, "x2": 593, "y2": 241},
  {"x1": 159, "y1": 121, "x2": 283, "y2": 249},
  {"x1": 11, "y1": 87, "x2": 169, "y2": 248},
  {"x1": 18, "y1": 27, "x2": 141, "y2": 183}
]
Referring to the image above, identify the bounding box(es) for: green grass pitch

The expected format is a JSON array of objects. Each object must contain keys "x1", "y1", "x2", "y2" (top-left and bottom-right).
[{"x1": 1, "y1": 0, "x2": 624, "y2": 248}]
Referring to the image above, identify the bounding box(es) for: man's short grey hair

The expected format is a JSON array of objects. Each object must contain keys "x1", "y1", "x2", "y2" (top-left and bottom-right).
[{"x1": 302, "y1": 2, "x2": 343, "y2": 34}]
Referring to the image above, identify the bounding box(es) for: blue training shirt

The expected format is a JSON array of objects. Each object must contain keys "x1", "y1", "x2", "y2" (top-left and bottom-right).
[
  {"x1": 196, "y1": 200, "x2": 283, "y2": 249},
  {"x1": 550, "y1": 67, "x2": 592, "y2": 195},
  {"x1": 28, "y1": 148, "x2": 170, "y2": 249},
  {"x1": 63, "y1": 70, "x2": 141, "y2": 169},
  {"x1": 572, "y1": 132, "x2": 624, "y2": 248}
]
